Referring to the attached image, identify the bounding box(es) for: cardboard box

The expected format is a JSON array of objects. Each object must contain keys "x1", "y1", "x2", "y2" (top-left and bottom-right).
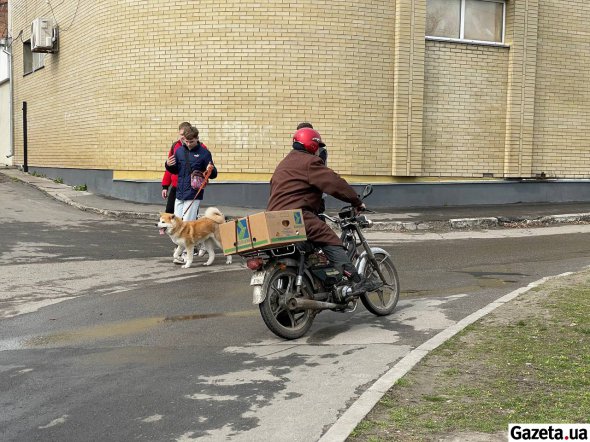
[
  {"x1": 219, "y1": 217, "x2": 253, "y2": 255},
  {"x1": 249, "y1": 209, "x2": 307, "y2": 249},
  {"x1": 220, "y1": 209, "x2": 307, "y2": 255}
]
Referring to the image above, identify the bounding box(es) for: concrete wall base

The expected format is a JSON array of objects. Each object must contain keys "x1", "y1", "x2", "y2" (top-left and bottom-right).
[{"x1": 29, "y1": 167, "x2": 590, "y2": 209}]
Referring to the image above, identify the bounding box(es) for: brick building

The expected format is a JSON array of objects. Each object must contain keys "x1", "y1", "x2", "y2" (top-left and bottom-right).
[
  {"x1": 7, "y1": 0, "x2": 590, "y2": 207},
  {"x1": 0, "y1": 1, "x2": 7, "y2": 38}
]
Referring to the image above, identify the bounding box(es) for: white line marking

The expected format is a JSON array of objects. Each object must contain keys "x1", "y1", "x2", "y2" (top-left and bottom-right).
[{"x1": 39, "y1": 415, "x2": 69, "y2": 429}]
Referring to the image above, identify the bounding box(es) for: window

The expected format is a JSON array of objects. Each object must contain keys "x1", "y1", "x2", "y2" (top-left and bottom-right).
[
  {"x1": 426, "y1": 0, "x2": 505, "y2": 44},
  {"x1": 23, "y1": 40, "x2": 45, "y2": 75}
]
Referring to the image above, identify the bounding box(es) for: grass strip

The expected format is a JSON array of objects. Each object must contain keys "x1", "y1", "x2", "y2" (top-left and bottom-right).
[{"x1": 349, "y1": 272, "x2": 590, "y2": 441}]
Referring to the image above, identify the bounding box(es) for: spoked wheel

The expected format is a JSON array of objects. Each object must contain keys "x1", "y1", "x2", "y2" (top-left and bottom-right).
[
  {"x1": 360, "y1": 252, "x2": 400, "y2": 316},
  {"x1": 259, "y1": 267, "x2": 315, "y2": 339}
]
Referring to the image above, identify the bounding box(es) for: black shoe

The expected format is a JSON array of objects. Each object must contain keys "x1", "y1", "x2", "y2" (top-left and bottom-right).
[{"x1": 349, "y1": 276, "x2": 382, "y2": 296}]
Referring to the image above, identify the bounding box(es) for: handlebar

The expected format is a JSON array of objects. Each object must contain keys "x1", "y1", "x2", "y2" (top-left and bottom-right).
[
  {"x1": 318, "y1": 213, "x2": 338, "y2": 223},
  {"x1": 319, "y1": 210, "x2": 373, "y2": 228},
  {"x1": 318, "y1": 184, "x2": 375, "y2": 225}
]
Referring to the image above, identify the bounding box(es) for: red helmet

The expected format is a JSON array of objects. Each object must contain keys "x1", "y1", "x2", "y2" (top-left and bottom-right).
[{"x1": 293, "y1": 128, "x2": 326, "y2": 154}]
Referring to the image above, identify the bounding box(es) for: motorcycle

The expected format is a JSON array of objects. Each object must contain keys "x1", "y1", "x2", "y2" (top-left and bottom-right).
[{"x1": 240, "y1": 185, "x2": 400, "y2": 339}]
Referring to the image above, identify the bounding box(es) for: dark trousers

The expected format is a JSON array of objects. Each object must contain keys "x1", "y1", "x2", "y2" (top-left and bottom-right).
[
  {"x1": 165, "y1": 186, "x2": 177, "y2": 214},
  {"x1": 321, "y1": 245, "x2": 359, "y2": 281}
]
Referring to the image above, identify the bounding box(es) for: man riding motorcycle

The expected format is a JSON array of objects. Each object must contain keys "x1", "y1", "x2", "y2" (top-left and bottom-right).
[{"x1": 267, "y1": 127, "x2": 381, "y2": 296}]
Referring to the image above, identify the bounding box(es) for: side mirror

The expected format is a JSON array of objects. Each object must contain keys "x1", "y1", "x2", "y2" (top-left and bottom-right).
[{"x1": 361, "y1": 184, "x2": 373, "y2": 199}]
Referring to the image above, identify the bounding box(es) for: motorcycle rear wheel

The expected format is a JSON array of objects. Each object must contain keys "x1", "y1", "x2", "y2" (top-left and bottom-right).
[
  {"x1": 360, "y1": 252, "x2": 400, "y2": 316},
  {"x1": 259, "y1": 267, "x2": 315, "y2": 340}
]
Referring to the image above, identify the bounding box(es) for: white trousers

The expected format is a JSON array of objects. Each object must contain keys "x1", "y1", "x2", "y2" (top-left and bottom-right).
[{"x1": 174, "y1": 198, "x2": 200, "y2": 221}]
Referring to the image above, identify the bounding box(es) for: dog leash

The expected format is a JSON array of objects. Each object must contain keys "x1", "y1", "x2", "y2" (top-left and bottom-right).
[{"x1": 183, "y1": 163, "x2": 214, "y2": 217}]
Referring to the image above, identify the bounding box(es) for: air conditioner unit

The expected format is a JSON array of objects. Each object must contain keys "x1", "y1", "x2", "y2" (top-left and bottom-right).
[{"x1": 31, "y1": 18, "x2": 57, "y2": 53}]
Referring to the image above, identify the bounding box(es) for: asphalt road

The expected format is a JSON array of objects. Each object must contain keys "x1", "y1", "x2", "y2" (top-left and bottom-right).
[{"x1": 2, "y1": 179, "x2": 590, "y2": 441}]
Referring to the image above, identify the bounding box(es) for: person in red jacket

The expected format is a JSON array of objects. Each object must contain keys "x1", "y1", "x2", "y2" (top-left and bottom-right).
[
  {"x1": 165, "y1": 125, "x2": 216, "y2": 221},
  {"x1": 161, "y1": 122, "x2": 208, "y2": 213}
]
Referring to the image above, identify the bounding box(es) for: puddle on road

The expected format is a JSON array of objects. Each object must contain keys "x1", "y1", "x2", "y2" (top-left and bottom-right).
[
  {"x1": 25, "y1": 310, "x2": 259, "y2": 347},
  {"x1": 79, "y1": 346, "x2": 177, "y2": 367},
  {"x1": 403, "y1": 271, "x2": 528, "y2": 299},
  {"x1": 26, "y1": 317, "x2": 164, "y2": 347},
  {"x1": 164, "y1": 309, "x2": 258, "y2": 322},
  {"x1": 467, "y1": 271, "x2": 525, "y2": 285},
  {"x1": 401, "y1": 289, "x2": 434, "y2": 297}
]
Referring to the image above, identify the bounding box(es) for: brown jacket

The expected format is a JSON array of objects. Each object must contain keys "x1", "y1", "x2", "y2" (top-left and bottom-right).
[{"x1": 267, "y1": 149, "x2": 362, "y2": 246}]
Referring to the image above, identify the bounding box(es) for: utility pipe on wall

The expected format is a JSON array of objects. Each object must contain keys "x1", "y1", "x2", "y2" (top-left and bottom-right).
[{"x1": 22, "y1": 101, "x2": 27, "y2": 172}]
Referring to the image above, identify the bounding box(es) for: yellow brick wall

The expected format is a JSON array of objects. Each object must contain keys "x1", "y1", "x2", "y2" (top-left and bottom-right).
[
  {"x1": 422, "y1": 41, "x2": 509, "y2": 177},
  {"x1": 391, "y1": 0, "x2": 426, "y2": 177},
  {"x1": 11, "y1": 0, "x2": 590, "y2": 182},
  {"x1": 11, "y1": 0, "x2": 396, "y2": 179},
  {"x1": 12, "y1": 0, "x2": 106, "y2": 169},
  {"x1": 503, "y1": 0, "x2": 538, "y2": 178},
  {"x1": 532, "y1": 0, "x2": 590, "y2": 178}
]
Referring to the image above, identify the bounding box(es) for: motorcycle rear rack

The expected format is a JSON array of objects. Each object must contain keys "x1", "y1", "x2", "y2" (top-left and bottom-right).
[
  {"x1": 239, "y1": 244, "x2": 297, "y2": 258},
  {"x1": 270, "y1": 245, "x2": 296, "y2": 256}
]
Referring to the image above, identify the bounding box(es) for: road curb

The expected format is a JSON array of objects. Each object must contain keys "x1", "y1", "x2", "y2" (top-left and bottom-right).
[
  {"x1": 449, "y1": 217, "x2": 499, "y2": 229},
  {"x1": 2, "y1": 169, "x2": 156, "y2": 220},
  {"x1": 372, "y1": 213, "x2": 590, "y2": 232},
  {"x1": 318, "y1": 271, "x2": 574, "y2": 442},
  {"x1": 50, "y1": 192, "x2": 154, "y2": 219}
]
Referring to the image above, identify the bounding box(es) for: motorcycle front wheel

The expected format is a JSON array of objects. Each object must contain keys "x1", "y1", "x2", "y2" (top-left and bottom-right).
[
  {"x1": 259, "y1": 267, "x2": 315, "y2": 340},
  {"x1": 360, "y1": 252, "x2": 400, "y2": 316}
]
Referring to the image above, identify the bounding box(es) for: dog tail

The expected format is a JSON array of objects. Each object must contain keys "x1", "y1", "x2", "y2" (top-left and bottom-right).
[{"x1": 204, "y1": 207, "x2": 226, "y2": 224}]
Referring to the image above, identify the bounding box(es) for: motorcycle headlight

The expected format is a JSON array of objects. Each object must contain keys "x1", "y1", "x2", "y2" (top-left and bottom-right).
[{"x1": 338, "y1": 208, "x2": 355, "y2": 219}]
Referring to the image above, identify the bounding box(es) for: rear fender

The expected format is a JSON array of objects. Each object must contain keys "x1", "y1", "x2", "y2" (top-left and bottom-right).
[
  {"x1": 252, "y1": 285, "x2": 265, "y2": 305},
  {"x1": 251, "y1": 258, "x2": 302, "y2": 305},
  {"x1": 250, "y1": 258, "x2": 317, "y2": 304}
]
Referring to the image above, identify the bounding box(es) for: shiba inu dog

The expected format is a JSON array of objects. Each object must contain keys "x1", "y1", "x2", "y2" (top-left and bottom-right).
[{"x1": 157, "y1": 207, "x2": 232, "y2": 268}]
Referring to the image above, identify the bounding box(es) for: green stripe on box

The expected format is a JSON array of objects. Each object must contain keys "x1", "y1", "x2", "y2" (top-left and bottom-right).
[
  {"x1": 253, "y1": 235, "x2": 306, "y2": 248},
  {"x1": 223, "y1": 244, "x2": 251, "y2": 254},
  {"x1": 271, "y1": 235, "x2": 307, "y2": 243}
]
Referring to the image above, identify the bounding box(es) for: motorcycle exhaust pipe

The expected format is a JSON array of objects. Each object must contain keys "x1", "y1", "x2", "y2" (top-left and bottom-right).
[{"x1": 288, "y1": 298, "x2": 341, "y2": 311}]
